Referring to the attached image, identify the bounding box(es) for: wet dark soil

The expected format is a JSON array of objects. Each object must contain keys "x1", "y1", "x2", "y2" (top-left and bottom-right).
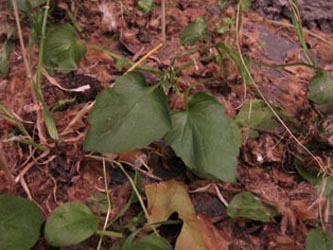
[{"x1": 253, "y1": 0, "x2": 333, "y2": 33}]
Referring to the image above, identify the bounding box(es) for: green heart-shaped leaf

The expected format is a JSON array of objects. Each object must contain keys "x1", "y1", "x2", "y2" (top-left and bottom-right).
[
  {"x1": 165, "y1": 92, "x2": 241, "y2": 182},
  {"x1": 43, "y1": 23, "x2": 86, "y2": 74},
  {"x1": 84, "y1": 72, "x2": 171, "y2": 153}
]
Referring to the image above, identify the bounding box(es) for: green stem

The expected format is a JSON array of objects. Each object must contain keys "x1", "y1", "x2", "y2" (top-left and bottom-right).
[
  {"x1": 19, "y1": 137, "x2": 48, "y2": 151},
  {"x1": 96, "y1": 230, "x2": 123, "y2": 238},
  {"x1": 114, "y1": 161, "x2": 159, "y2": 235},
  {"x1": 0, "y1": 104, "x2": 29, "y2": 136},
  {"x1": 34, "y1": 0, "x2": 59, "y2": 141},
  {"x1": 0, "y1": 106, "x2": 46, "y2": 151},
  {"x1": 290, "y1": 0, "x2": 315, "y2": 67}
]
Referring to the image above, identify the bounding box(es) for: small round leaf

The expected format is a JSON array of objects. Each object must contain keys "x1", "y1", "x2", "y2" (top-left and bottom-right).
[
  {"x1": 308, "y1": 70, "x2": 333, "y2": 105},
  {"x1": 306, "y1": 227, "x2": 333, "y2": 250},
  {"x1": 0, "y1": 195, "x2": 42, "y2": 250},
  {"x1": 44, "y1": 202, "x2": 99, "y2": 247},
  {"x1": 227, "y1": 192, "x2": 276, "y2": 222}
]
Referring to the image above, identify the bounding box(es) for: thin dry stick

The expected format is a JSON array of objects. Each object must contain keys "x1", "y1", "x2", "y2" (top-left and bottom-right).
[
  {"x1": 126, "y1": 43, "x2": 164, "y2": 73},
  {"x1": 120, "y1": 159, "x2": 162, "y2": 181},
  {"x1": 15, "y1": 150, "x2": 50, "y2": 183},
  {"x1": 61, "y1": 101, "x2": 95, "y2": 135},
  {"x1": 190, "y1": 184, "x2": 229, "y2": 207},
  {"x1": 235, "y1": 5, "x2": 325, "y2": 171},
  {"x1": 19, "y1": 176, "x2": 33, "y2": 200},
  {"x1": 161, "y1": 0, "x2": 166, "y2": 43},
  {"x1": 317, "y1": 175, "x2": 328, "y2": 231},
  {"x1": 213, "y1": 184, "x2": 229, "y2": 207},
  {"x1": 11, "y1": 0, "x2": 33, "y2": 82},
  {"x1": 96, "y1": 158, "x2": 112, "y2": 250},
  {"x1": 19, "y1": 173, "x2": 48, "y2": 215}
]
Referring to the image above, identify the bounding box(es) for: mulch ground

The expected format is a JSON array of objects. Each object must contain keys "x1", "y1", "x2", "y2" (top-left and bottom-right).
[{"x1": 1, "y1": 1, "x2": 333, "y2": 249}]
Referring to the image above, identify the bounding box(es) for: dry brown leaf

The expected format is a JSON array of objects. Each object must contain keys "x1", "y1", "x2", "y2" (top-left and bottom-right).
[{"x1": 145, "y1": 180, "x2": 207, "y2": 250}]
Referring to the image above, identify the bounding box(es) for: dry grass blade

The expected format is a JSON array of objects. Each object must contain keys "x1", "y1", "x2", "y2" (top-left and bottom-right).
[
  {"x1": 161, "y1": 0, "x2": 166, "y2": 43},
  {"x1": 61, "y1": 101, "x2": 95, "y2": 135},
  {"x1": 126, "y1": 43, "x2": 164, "y2": 73}
]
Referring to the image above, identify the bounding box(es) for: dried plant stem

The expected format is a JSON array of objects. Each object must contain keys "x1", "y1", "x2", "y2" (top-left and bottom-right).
[
  {"x1": 11, "y1": 0, "x2": 33, "y2": 85},
  {"x1": 126, "y1": 43, "x2": 164, "y2": 73},
  {"x1": 161, "y1": 0, "x2": 166, "y2": 43},
  {"x1": 87, "y1": 43, "x2": 161, "y2": 75},
  {"x1": 61, "y1": 101, "x2": 95, "y2": 135},
  {"x1": 96, "y1": 158, "x2": 112, "y2": 250}
]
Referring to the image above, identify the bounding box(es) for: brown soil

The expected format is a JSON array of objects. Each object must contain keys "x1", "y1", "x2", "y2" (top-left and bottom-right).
[{"x1": 1, "y1": 0, "x2": 333, "y2": 249}]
